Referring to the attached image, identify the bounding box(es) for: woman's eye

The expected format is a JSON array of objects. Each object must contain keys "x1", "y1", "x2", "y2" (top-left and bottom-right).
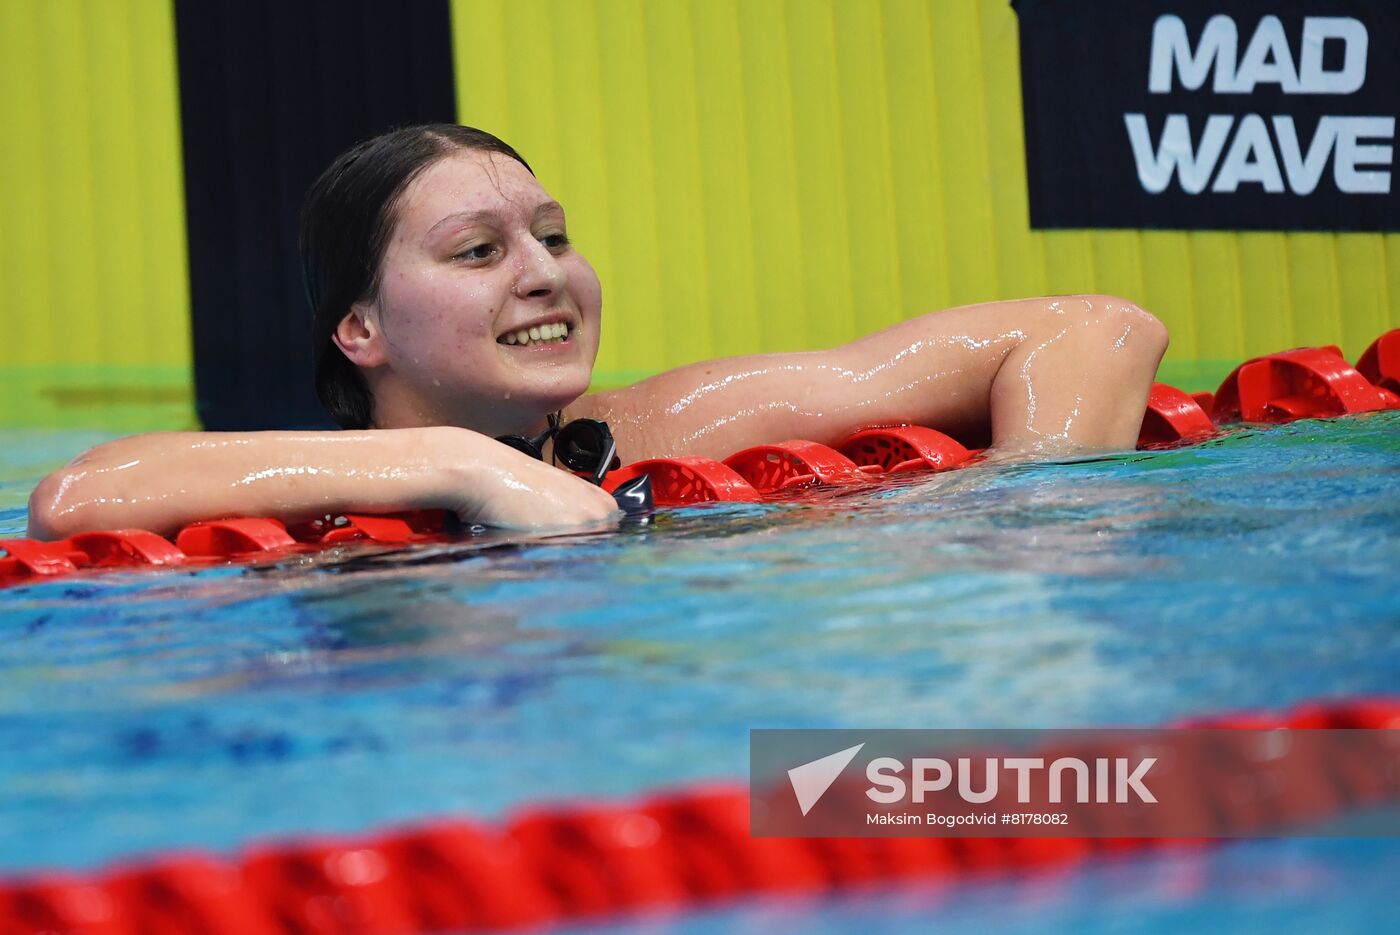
[
  {"x1": 456, "y1": 243, "x2": 498, "y2": 262},
  {"x1": 540, "y1": 233, "x2": 570, "y2": 251}
]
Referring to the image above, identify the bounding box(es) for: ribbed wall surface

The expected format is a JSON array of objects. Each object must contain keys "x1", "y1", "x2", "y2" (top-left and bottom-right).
[
  {"x1": 0, "y1": 0, "x2": 193, "y2": 428},
  {"x1": 451, "y1": 0, "x2": 1399, "y2": 391},
  {"x1": 0, "y1": 0, "x2": 1396, "y2": 431}
]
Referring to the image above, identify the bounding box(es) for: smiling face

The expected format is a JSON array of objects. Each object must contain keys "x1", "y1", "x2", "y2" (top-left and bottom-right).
[{"x1": 334, "y1": 149, "x2": 602, "y2": 435}]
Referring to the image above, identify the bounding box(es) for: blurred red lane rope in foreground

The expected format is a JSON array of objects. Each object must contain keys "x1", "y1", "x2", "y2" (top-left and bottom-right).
[{"x1": 0, "y1": 697, "x2": 1395, "y2": 934}]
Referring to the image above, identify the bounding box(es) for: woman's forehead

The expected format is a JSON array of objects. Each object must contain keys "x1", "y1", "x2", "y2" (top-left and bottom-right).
[{"x1": 399, "y1": 150, "x2": 552, "y2": 231}]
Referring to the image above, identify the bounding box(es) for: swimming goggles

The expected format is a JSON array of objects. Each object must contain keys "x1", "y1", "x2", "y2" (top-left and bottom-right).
[{"x1": 495, "y1": 412, "x2": 621, "y2": 486}]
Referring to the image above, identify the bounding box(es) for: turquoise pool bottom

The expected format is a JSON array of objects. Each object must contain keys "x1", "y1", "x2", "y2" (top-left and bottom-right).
[{"x1": 1, "y1": 414, "x2": 1398, "y2": 934}]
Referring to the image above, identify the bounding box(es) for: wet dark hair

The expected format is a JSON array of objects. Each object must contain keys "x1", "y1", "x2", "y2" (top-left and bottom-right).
[{"x1": 300, "y1": 124, "x2": 533, "y2": 429}]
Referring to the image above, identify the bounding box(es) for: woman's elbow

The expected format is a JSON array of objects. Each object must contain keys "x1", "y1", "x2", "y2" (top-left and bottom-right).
[
  {"x1": 1081, "y1": 295, "x2": 1170, "y2": 362},
  {"x1": 27, "y1": 468, "x2": 80, "y2": 541},
  {"x1": 25, "y1": 438, "x2": 135, "y2": 540}
]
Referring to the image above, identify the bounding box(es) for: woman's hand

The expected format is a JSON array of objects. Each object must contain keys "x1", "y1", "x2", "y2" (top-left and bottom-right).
[{"x1": 448, "y1": 433, "x2": 621, "y2": 530}]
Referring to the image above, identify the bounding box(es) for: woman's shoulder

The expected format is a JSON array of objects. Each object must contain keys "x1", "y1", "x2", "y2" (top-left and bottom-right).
[{"x1": 567, "y1": 353, "x2": 822, "y2": 461}]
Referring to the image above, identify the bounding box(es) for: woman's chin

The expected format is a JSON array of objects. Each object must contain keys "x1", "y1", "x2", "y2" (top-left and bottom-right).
[{"x1": 510, "y1": 368, "x2": 593, "y2": 413}]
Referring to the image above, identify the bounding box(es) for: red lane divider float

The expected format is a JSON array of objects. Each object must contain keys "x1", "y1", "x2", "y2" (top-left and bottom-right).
[
  {"x1": 1357, "y1": 328, "x2": 1400, "y2": 395},
  {"x1": 837, "y1": 425, "x2": 974, "y2": 473},
  {"x1": 175, "y1": 518, "x2": 299, "y2": 558},
  {"x1": 601, "y1": 457, "x2": 762, "y2": 506},
  {"x1": 0, "y1": 513, "x2": 453, "y2": 589},
  {"x1": 5, "y1": 330, "x2": 1400, "y2": 590},
  {"x1": 0, "y1": 697, "x2": 1394, "y2": 935},
  {"x1": 1137, "y1": 383, "x2": 1218, "y2": 447},
  {"x1": 723, "y1": 440, "x2": 874, "y2": 492},
  {"x1": 67, "y1": 530, "x2": 187, "y2": 567},
  {"x1": 1212, "y1": 343, "x2": 1400, "y2": 424},
  {"x1": 0, "y1": 538, "x2": 89, "y2": 579}
]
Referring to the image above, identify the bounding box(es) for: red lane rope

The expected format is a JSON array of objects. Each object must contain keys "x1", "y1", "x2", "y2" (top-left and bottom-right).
[
  {"x1": 0, "y1": 697, "x2": 1395, "y2": 934},
  {"x1": 4, "y1": 331, "x2": 1399, "y2": 589}
]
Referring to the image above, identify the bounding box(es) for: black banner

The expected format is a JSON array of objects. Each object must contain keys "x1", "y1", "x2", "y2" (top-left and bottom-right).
[
  {"x1": 1014, "y1": 0, "x2": 1399, "y2": 231},
  {"x1": 175, "y1": 0, "x2": 457, "y2": 429}
]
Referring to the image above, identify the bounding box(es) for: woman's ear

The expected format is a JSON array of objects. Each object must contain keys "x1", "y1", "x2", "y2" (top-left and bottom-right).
[{"x1": 332, "y1": 303, "x2": 389, "y2": 368}]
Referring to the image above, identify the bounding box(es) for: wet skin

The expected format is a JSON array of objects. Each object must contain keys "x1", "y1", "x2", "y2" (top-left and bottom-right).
[
  {"x1": 27, "y1": 150, "x2": 1168, "y2": 538},
  {"x1": 581, "y1": 294, "x2": 1168, "y2": 463}
]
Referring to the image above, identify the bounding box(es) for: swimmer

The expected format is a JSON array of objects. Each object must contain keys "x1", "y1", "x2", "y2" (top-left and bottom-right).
[{"x1": 27, "y1": 124, "x2": 1168, "y2": 540}]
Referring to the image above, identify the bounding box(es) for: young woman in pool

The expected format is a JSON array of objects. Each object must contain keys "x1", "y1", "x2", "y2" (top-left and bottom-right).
[{"x1": 28, "y1": 124, "x2": 1169, "y2": 540}]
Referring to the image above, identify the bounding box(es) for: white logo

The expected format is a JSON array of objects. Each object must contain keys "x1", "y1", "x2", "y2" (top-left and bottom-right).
[
  {"x1": 1148, "y1": 15, "x2": 1368, "y2": 95},
  {"x1": 787, "y1": 743, "x2": 864, "y2": 816},
  {"x1": 1124, "y1": 13, "x2": 1393, "y2": 196}
]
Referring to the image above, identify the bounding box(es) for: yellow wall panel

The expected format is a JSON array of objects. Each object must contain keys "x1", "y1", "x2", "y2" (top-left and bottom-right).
[
  {"x1": 1288, "y1": 237, "x2": 1342, "y2": 351},
  {"x1": 882, "y1": 0, "x2": 952, "y2": 317},
  {"x1": 1237, "y1": 234, "x2": 1294, "y2": 355},
  {"x1": 450, "y1": 0, "x2": 1399, "y2": 394},
  {"x1": 690, "y1": 0, "x2": 758, "y2": 361},
  {"x1": 4, "y1": 0, "x2": 1396, "y2": 432},
  {"x1": 835, "y1": 1, "x2": 902, "y2": 339},
  {"x1": 0, "y1": 0, "x2": 192, "y2": 429},
  {"x1": 1336, "y1": 238, "x2": 1387, "y2": 354},
  {"x1": 787, "y1": 3, "x2": 853, "y2": 348},
  {"x1": 645, "y1": 1, "x2": 711, "y2": 365},
  {"x1": 734, "y1": 0, "x2": 805, "y2": 359}
]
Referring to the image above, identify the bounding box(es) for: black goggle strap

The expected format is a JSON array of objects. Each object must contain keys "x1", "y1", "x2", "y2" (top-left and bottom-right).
[{"x1": 493, "y1": 411, "x2": 562, "y2": 461}]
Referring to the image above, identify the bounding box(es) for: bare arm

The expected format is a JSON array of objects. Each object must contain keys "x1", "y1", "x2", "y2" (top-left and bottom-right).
[
  {"x1": 27, "y1": 427, "x2": 619, "y2": 540},
  {"x1": 583, "y1": 295, "x2": 1168, "y2": 461}
]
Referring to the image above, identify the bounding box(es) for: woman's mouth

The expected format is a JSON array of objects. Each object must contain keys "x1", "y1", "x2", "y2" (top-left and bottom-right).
[{"x1": 498, "y1": 321, "x2": 572, "y2": 347}]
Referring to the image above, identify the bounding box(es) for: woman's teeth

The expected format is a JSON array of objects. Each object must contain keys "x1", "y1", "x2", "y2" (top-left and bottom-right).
[{"x1": 501, "y1": 322, "x2": 571, "y2": 346}]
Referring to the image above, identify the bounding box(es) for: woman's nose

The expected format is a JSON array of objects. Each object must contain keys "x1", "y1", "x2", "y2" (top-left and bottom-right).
[{"x1": 513, "y1": 238, "x2": 566, "y2": 298}]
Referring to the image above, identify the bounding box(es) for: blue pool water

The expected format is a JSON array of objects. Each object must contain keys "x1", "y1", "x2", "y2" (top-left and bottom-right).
[{"x1": 1, "y1": 414, "x2": 1398, "y2": 933}]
